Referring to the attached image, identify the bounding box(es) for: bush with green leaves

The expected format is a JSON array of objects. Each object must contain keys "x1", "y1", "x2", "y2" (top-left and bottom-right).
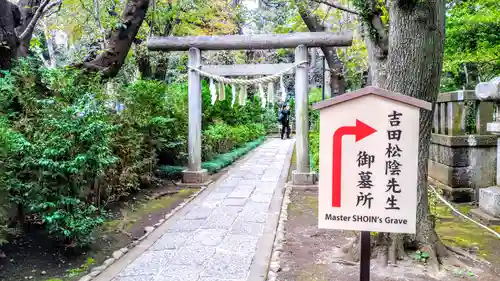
[
  {"x1": 202, "y1": 122, "x2": 265, "y2": 160},
  {"x1": 0, "y1": 117, "x2": 26, "y2": 244},
  {"x1": 0, "y1": 59, "x2": 272, "y2": 247},
  {"x1": 310, "y1": 131, "x2": 320, "y2": 172},
  {"x1": 0, "y1": 60, "x2": 115, "y2": 246}
]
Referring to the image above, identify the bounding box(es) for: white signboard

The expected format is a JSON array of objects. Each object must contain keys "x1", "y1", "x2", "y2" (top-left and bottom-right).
[{"x1": 313, "y1": 88, "x2": 431, "y2": 234}]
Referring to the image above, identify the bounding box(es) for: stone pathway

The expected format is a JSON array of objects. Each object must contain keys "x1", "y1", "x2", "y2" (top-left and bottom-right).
[{"x1": 102, "y1": 138, "x2": 294, "y2": 281}]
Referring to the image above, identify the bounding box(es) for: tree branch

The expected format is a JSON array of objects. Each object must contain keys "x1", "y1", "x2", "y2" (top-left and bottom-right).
[
  {"x1": 19, "y1": 0, "x2": 50, "y2": 40},
  {"x1": 321, "y1": 6, "x2": 332, "y2": 25},
  {"x1": 296, "y1": 1, "x2": 346, "y2": 94},
  {"x1": 297, "y1": 3, "x2": 340, "y2": 70},
  {"x1": 44, "y1": 0, "x2": 63, "y2": 18},
  {"x1": 310, "y1": 0, "x2": 359, "y2": 15},
  {"x1": 78, "y1": 0, "x2": 93, "y2": 15},
  {"x1": 369, "y1": 14, "x2": 388, "y2": 56},
  {"x1": 351, "y1": 0, "x2": 389, "y2": 56}
]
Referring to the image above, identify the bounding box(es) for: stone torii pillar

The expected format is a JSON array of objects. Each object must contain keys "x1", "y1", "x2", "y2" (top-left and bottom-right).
[
  {"x1": 292, "y1": 45, "x2": 316, "y2": 185},
  {"x1": 183, "y1": 47, "x2": 209, "y2": 184}
]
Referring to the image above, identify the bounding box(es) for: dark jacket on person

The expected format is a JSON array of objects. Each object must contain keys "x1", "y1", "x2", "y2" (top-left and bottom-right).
[{"x1": 279, "y1": 109, "x2": 291, "y2": 125}]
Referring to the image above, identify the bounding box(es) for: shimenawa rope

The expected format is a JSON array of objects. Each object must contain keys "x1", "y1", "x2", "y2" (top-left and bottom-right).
[{"x1": 187, "y1": 61, "x2": 308, "y2": 86}]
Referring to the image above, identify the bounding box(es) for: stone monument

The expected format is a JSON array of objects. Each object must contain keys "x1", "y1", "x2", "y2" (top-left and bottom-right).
[{"x1": 470, "y1": 77, "x2": 500, "y2": 225}]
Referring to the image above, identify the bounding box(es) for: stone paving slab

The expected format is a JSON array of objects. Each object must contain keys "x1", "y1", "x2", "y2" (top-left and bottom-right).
[
  {"x1": 104, "y1": 138, "x2": 294, "y2": 281},
  {"x1": 201, "y1": 252, "x2": 254, "y2": 279},
  {"x1": 186, "y1": 229, "x2": 227, "y2": 247},
  {"x1": 113, "y1": 276, "x2": 154, "y2": 281},
  {"x1": 150, "y1": 232, "x2": 191, "y2": 250},
  {"x1": 119, "y1": 250, "x2": 175, "y2": 277}
]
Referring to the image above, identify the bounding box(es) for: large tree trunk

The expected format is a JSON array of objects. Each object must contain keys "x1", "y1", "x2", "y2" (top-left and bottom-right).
[
  {"x1": 1, "y1": 0, "x2": 60, "y2": 70},
  {"x1": 0, "y1": 0, "x2": 21, "y2": 70},
  {"x1": 322, "y1": 0, "x2": 449, "y2": 271},
  {"x1": 16, "y1": 0, "x2": 42, "y2": 57},
  {"x1": 382, "y1": 0, "x2": 447, "y2": 270},
  {"x1": 78, "y1": 0, "x2": 150, "y2": 78}
]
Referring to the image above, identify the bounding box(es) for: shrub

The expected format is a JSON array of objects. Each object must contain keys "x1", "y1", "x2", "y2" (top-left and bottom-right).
[
  {"x1": 202, "y1": 123, "x2": 236, "y2": 160},
  {"x1": 308, "y1": 87, "x2": 322, "y2": 172},
  {"x1": 0, "y1": 60, "x2": 114, "y2": 246},
  {"x1": 4, "y1": 93, "x2": 116, "y2": 245},
  {"x1": 107, "y1": 80, "x2": 189, "y2": 198},
  {"x1": 0, "y1": 117, "x2": 26, "y2": 244},
  {"x1": 310, "y1": 131, "x2": 320, "y2": 172},
  {"x1": 203, "y1": 122, "x2": 265, "y2": 160},
  {"x1": 0, "y1": 59, "x2": 271, "y2": 247}
]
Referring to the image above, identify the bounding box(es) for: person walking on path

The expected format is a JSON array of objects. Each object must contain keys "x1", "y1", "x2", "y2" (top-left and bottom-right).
[{"x1": 278, "y1": 104, "x2": 291, "y2": 139}]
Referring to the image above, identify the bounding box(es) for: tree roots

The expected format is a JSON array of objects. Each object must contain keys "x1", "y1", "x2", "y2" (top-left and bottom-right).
[{"x1": 339, "y1": 231, "x2": 478, "y2": 275}]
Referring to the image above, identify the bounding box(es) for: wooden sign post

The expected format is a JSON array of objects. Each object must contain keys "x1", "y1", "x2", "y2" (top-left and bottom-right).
[{"x1": 312, "y1": 86, "x2": 432, "y2": 281}]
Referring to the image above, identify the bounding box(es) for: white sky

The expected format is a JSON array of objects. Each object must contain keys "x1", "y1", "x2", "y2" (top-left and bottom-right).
[{"x1": 242, "y1": 0, "x2": 259, "y2": 10}]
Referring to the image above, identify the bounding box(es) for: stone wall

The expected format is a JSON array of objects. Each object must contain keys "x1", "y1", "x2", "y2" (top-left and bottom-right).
[
  {"x1": 428, "y1": 134, "x2": 497, "y2": 202},
  {"x1": 429, "y1": 90, "x2": 497, "y2": 202}
]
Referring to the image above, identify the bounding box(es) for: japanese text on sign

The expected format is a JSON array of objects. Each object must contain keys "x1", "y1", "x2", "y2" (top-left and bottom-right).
[
  {"x1": 316, "y1": 92, "x2": 424, "y2": 234},
  {"x1": 385, "y1": 110, "x2": 403, "y2": 210},
  {"x1": 356, "y1": 151, "x2": 375, "y2": 209}
]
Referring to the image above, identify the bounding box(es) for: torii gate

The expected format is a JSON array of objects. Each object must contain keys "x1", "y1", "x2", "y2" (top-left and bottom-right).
[{"x1": 147, "y1": 32, "x2": 353, "y2": 186}]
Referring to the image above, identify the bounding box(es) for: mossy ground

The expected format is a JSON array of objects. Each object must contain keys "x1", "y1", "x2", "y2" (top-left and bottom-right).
[
  {"x1": 288, "y1": 195, "x2": 500, "y2": 264},
  {"x1": 101, "y1": 188, "x2": 198, "y2": 234},
  {"x1": 281, "y1": 191, "x2": 500, "y2": 281},
  {"x1": 434, "y1": 204, "x2": 500, "y2": 265},
  {"x1": 280, "y1": 144, "x2": 500, "y2": 280}
]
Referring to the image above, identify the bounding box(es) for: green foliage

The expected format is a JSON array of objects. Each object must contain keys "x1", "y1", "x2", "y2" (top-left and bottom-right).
[
  {"x1": 442, "y1": 0, "x2": 500, "y2": 90},
  {"x1": 0, "y1": 60, "x2": 114, "y2": 246},
  {"x1": 65, "y1": 257, "x2": 96, "y2": 277},
  {"x1": 202, "y1": 137, "x2": 265, "y2": 173},
  {"x1": 412, "y1": 250, "x2": 430, "y2": 262},
  {"x1": 158, "y1": 137, "x2": 266, "y2": 177},
  {"x1": 310, "y1": 131, "x2": 320, "y2": 172},
  {"x1": 0, "y1": 59, "x2": 272, "y2": 248},
  {"x1": 308, "y1": 88, "x2": 321, "y2": 173},
  {"x1": 203, "y1": 123, "x2": 266, "y2": 160},
  {"x1": 428, "y1": 186, "x2": 443, "y2": 220},
  {"x1": 0, "y1": 117, "x2": 25, "y2": 244}
]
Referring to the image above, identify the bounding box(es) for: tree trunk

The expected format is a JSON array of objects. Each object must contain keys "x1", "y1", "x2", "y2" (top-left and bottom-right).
[
  {"x1": 0, "y1": 0, "x2": 21, "y2": 70},
  {"x1": 16, "y1": 0, "x2": 43, "y2": 57},
  {"x1": 1, "y1": 0, "x2": 60, "y2": 69},
  {"x1": 42, "y1": 21, "x2": 56, "y2": 67},
  {"x1": 297, "y1": 3, "x2": 346, "y2": 95},
  {"x1": 383, "y1": 0, "x2": 447, "y2": 270},
  {"x1": 364, "y1": 32, "x2": 388, "y2": 87},
  {"x1": 336, "y1": 0, "x2": 448, "y2": 271},
  {"x1": 78, "y1": 0, "x2": 150, "y2": 78},
  {"x1": 136, "y1": 46, "x2": 153, "y2": 79}
]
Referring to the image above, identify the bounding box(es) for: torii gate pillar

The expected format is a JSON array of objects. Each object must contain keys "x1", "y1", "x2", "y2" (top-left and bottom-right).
[
  {"x1": 182, "y1": 47, "x2": 209, "y2": 184},
  {"x1": 292, "y1": 45, "x2": 317, "y2": 185}
]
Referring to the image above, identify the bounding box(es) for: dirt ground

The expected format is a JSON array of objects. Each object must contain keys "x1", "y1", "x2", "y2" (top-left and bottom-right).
[
  {"x1": 0, "y1": 179, "x2": 201, "y2": 281},
  {"x1": 0, "y1": 168, "x2": 228, "y2": 281},
  {"x1": 278, "y1": 189, "x2": 500, "y2": 281}
]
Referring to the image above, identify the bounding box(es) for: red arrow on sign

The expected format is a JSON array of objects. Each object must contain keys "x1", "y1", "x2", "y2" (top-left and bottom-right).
[{"x1": 332, "y1": 120, "x2": 377, "y2": 207}]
